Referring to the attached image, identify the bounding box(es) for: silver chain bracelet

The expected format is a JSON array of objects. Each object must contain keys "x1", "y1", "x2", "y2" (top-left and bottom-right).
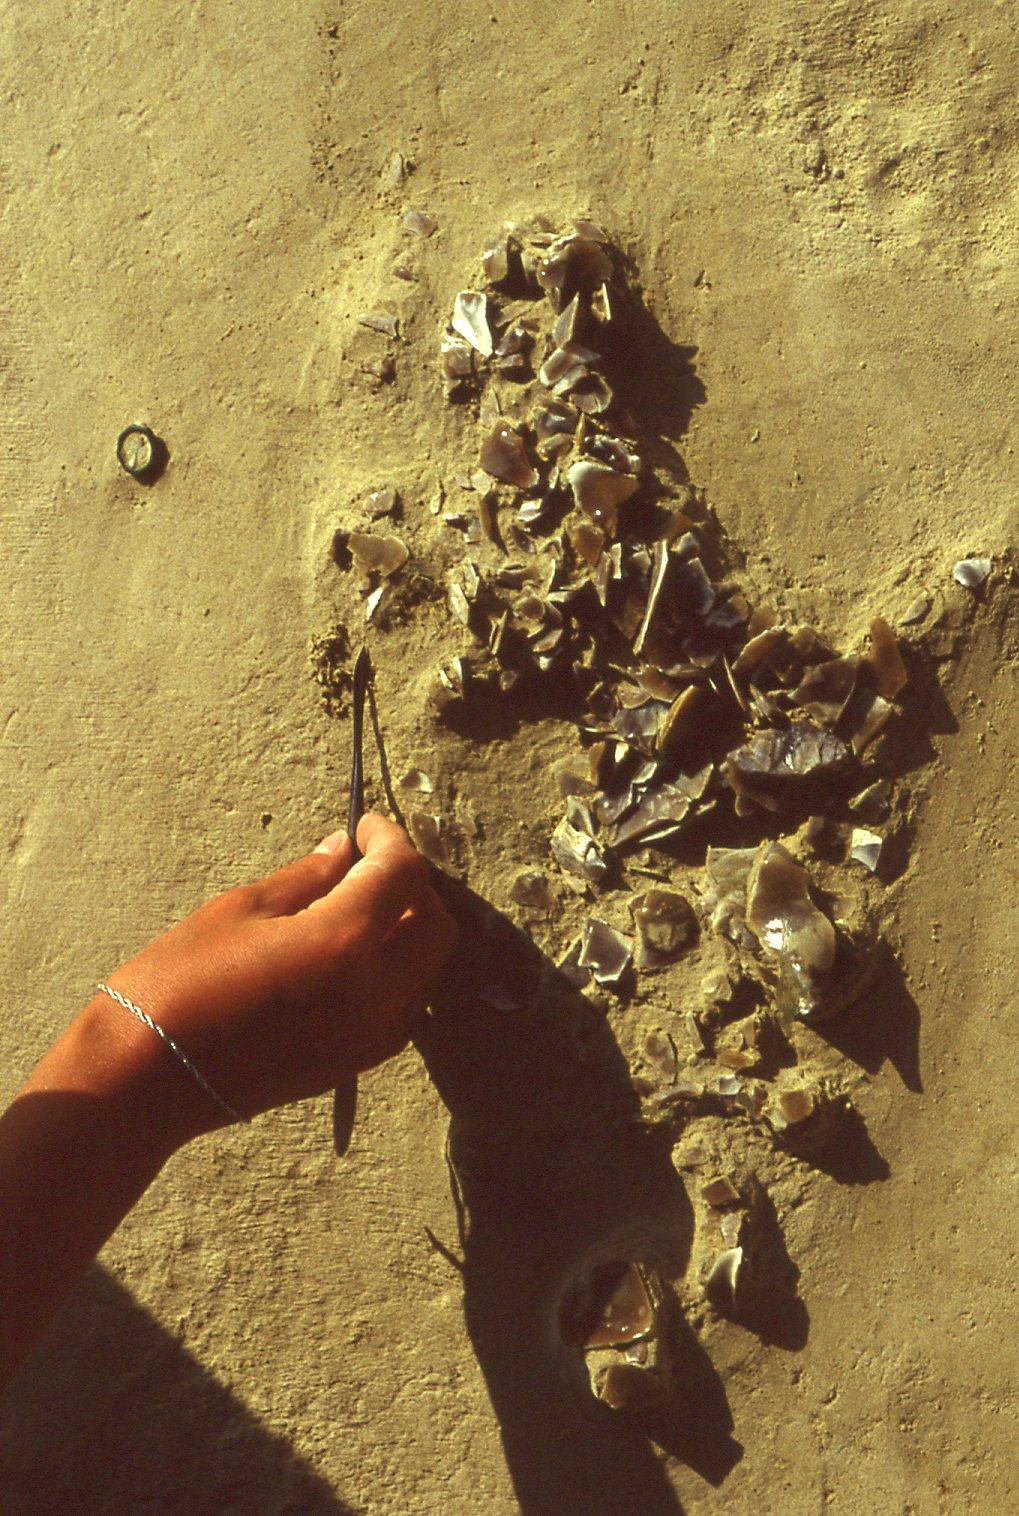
[{"x1": 96, "y1": 982, "x2": 249, "y2": 1126}]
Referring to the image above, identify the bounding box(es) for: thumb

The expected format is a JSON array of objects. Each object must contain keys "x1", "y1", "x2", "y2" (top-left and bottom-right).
[{"x1": 252, "y1": 829, "x2": 357, "y2": 917}]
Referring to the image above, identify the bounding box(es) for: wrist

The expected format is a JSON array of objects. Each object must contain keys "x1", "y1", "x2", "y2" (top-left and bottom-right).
[{"x1": 45, "y1": 995, "x2": 217, "y2": 1162}]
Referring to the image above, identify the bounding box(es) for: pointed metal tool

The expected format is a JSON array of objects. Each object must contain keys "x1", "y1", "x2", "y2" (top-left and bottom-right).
[{"x1": 331, "y1": 646, "x2": 372, "y2": 1156}]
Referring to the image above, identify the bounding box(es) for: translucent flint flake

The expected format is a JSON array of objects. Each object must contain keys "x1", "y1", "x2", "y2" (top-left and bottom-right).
[
  {"x1": 533, "y1": 397, "x2": 578, "y2": 440},
  {"x1": 509, "y1": 870, "x2": 554, "y2": 912},
  {"x1": 402, "y1": 207, "x2": 437, "y2": 237},
  {"x1": 552, "y1": 294, "x2": 584, "y2": 347},
  {"x1": 451, "y1": 290, "x2": 494, "y2": 356},
  {"x1": 732, "y1": 625, "x2": 789, "y2": 677},
  {"x1": 727, "y1": 722, "x2": 850, "y2": 810},
  {"x1": 850, "y1": 827, "x2": 883, "y2": 871},
  {"x1": 567, "y1": 460, "x2": 639, "y2": 536},
  {"x1": 347, "y1": 532, "x2": 409, "y2": 577},
  {"x1": 539, "y1": 342, "x2": 598, "y2": 390},
  {"x1": 745, "y1": 842, "x2": 836, "y2": 1019},
  {"x1": 953, "y1": 557, "x2": 991, "y2": 589},
  {"x1": 899, "y1": 594, "x2": 931, "y2": 625},
  {"x1": 480, "y1": 423, "x2": 539, "y2": 489},
  {"x1": 572, "y1": 374, "x2": 614, "y2": 415},
  {"x1": 608, "y1": 767, "x2": 711, "y2": 850},
  {"x1": 866, "y1": 616, "x2": 908, "y2": 699},
  {"x1": 496, "y1": 326, "x2": 530, "y2": 358},
  {"x1": 358, "y1": 312, "x2": 399, "y2": 337},
  {"x1": 672, "y1": 556, "x2": 716, "y2": 620},
  {"x1": 632, "y1": 888, "x2": 698, "y2": 969},
  {"x1": 611, "y1": 700, "x2": 664, "y2": 752},
  {"x1": 408, "y1": 812, "x2": 450, "y2": 869},
  {"x1": 578, "y1": 917, "x2": 633, "y2": 985},
  {"x1": 551, "y1": 816, "x2": 607, "y2": 883},
  {"x1": 656, "y1": 685, "x2": 701, "y2": 760},
  {"x1": 587, "y1": 435, "x2": 640, "y2": 474},
  {"x1": 702, "y1": 846, "x2": 758, "y2": 942},
  {"x1": 536, "y1": 234, "x2": 614, "y2": 311},
  {"x1": 580, "y1": 1263, "x2": 654, "y2": 1349},
  {"x1": 441, "y1": 337, "x2": 474, "y2": 382},
  {"x1": 847, "y1": 690, "x2": 893, "y2": 755},
  {"x1": 705, "y1": 1248, "x2": 743, "y2": 1312},
  {"x1": 398, "y1": 767, "x2": 433, "y2": 794},
  {"x1": 481, "y1": 229, "x2": 512, "y2": 284},
  {"x1": 790, "y1": 656, "x2": 859, "y2": 723}
]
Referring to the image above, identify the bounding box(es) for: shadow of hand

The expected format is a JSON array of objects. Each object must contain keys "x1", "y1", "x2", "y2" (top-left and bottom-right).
[{"x1": 416, "y1": 876, "x2": 738, "y2": 1515}]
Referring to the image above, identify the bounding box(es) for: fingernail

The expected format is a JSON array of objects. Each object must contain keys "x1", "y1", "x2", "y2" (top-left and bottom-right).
[{"x1": 314, "y1": 829, "x2": 345, "y2": 855}]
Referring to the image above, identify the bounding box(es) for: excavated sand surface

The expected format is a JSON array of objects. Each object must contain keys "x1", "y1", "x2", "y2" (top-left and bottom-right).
[{"x1": 1, "y1": 3, "x2": 1016, "y2": 1512}]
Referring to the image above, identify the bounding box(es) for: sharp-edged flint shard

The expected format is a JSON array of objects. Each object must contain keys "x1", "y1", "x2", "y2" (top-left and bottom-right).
[
  {"x1": 441, "y1": 337, "x2": 474, "y2": 382},
  {"x1": 348, "y1": 532, "x2": 410, "y2": 577},
  {"x1": 727, "y1": 722, "x2": 850, "y2": 808},
  {"x1": 633, "y1": 540, "x2": 670, "y2": 657},
  {"x1": 745, "y1": 842, "x2": 836, "y2": 1019},
  {"x1": 407, "y1": 811, "x2": 451, "y2": 869},
  {"x1": 399, "y1": 767, "x2": 433, "y2": 794},
  {"x1": 705, "y1": 1248, "x2": 743, "y2": 1312},
  {"x1": 536, "y1": 234, "x2": 614, "y2": 311},
  {"x1": 611, "y1": 700, "x2": 663, "y2": 752},
  {"x1": 451, "y1": 290, "x2": 495, "y2": 356},
  {"x1": 702, "y1": 846, "x2": 758, "y2": 943},
  {"x1": 847, "y1": 690, "x2": 893, "y2": 755},
  {"x1": 791, "y1": 656, "x2": 859, "y2": 723},
  {"x1": 552, "y1": 294, "x2": 584, "y2": 348},
  {"x1": 480, "y1": 423, "x2": 539, "y2": 489},
  {"x1": 578, "y1": 917, "x2": 633, "y2": 985},
  {"x1": 567, "y1": 461, "x2": 639, "y2": 536},
  {"x1": 850, "y1": 827, "x2": 883, "y2": 871},
  {"x1": 953, "y1": 557, "x2": 991, "y2": 589},
  {"x1": 656, "y1": 685, "x2": 701, "y2": 759},
  {"x1": 632, "y1": 889, "x2": 698, "y2": 969},
  {"x1": 608, "y1": 767, "x2": 711, "y2": 850},
  {"x1": 551, "y1": 816, "x2": 607, "y2": 883},
  {"x1": 866, "y1": 616, "x2": 908, "y2": 699},
  {"x1": 481, "y1": 229, "x2": 512, "y2": 284},
  {"x1": 403, "y1": 208, "x2": 437, "y2": 237},
  {"x1": 358, "y1": 312, "x2": 399, "y2": 337},
  {"x1": 582, "y1": 1263, "x2": 654, "y2": 1348},
  {"x1": 732, "y1": 625, "x2": 789, "y2": 677},
  {"x1": 510, "y1": 870, "x2": 554, "y2": 911}
]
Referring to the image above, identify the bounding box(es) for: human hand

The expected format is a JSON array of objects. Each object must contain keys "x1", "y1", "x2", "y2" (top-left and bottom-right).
[{"x1": 94, "y1": 814, "x2": 457, "y2": 1145}]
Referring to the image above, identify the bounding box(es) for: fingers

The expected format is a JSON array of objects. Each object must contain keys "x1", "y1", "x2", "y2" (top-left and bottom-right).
[
  {"x1": 250, "y1": 830, "x2": 357, "y2": 916},
  {"x1": 378, "y1": 885, "x2": 459, "y2": 1009},
  {"x1": 310, "y1": 813, "x2": 430, "y2": 937},
  {"x1": 355, "y1": 812, "x2": 412, "y2": 858}
]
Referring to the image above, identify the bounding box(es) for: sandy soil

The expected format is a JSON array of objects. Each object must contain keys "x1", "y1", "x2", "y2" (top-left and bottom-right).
[{"x1": 1, "y1": 2, "x2": 1016, "y2": 1512}]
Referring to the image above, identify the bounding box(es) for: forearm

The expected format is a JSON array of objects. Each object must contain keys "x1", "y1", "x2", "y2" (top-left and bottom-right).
[
  {"x1": 0, "y1": 997, "x2": 197, "y2": 1390},
  {"x1": 0, "y1": 815, "x2": 455, "y2": 1391}
]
